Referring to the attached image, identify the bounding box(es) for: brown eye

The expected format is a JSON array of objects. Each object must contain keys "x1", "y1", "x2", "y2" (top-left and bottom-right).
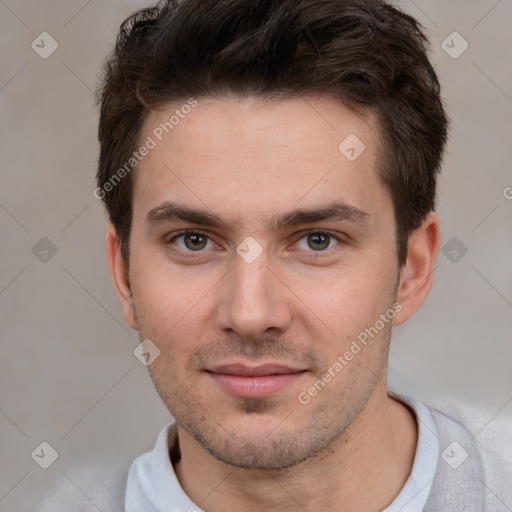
[
  {"x1": 169, "y1": 231, "x2": 215, "y2": 252},
  {"x1": 295, "y1": 231, "x2": 341, "y2": 252},
  {"x1": 183, "y1": 233, "x2": 208, "y2": 251},
  {"x1": 307, "y1": 233, "x2": 331, "y2": 251}
]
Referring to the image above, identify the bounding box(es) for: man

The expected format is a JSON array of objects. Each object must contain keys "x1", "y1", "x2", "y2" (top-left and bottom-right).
[{"x1": 42, "y1": 0, "x2": 511, "y2": 510}]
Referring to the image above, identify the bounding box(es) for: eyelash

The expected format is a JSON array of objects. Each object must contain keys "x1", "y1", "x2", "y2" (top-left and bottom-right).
[{"x1": 166, "y1": 229, "x2": 346, "y2": 256}]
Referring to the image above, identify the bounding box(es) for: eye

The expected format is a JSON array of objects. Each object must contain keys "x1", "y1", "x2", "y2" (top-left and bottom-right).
[
  {"x1": 168, "y1": 230, "x2": 217, "y2": 252},
  {"x1": 295, "y1": 231, "x2": 341, "y2": 252}
]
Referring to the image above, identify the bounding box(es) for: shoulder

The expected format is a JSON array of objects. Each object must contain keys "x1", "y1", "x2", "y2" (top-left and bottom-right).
[
  {"x1": 429, "y1": 398, "x2": 512, "y2": 467},
  {"x1": 37, "y1": 465, "x2": 129, "y2": 512},
  {"x1": 425, "y1": 397, "x2": 512, "y2": 511}
]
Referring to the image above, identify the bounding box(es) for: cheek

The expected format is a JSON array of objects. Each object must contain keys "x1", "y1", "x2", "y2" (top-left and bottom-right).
[
  {"x1": 292, "y1": 265, "x2": 395, "y2": 335},
  {"x1": 131, "y1": 243, "x2": 214, "y2": 305},
  {"x1": 130, "y1": 261, "x2": 214, "y2": 346}
]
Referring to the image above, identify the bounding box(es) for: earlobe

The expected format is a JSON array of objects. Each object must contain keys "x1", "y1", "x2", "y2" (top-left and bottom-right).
[
  {"x1": 393, "y1": 212, "x2": 440, "y2": 326},
  {"x1": 106, "y1": 224, "x2": 138, "y2": 330}
]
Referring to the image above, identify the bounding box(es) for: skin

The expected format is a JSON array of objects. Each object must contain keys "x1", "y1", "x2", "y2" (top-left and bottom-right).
[{"x1": 107, "y1": 94, "x2": 440, "y2": 511}]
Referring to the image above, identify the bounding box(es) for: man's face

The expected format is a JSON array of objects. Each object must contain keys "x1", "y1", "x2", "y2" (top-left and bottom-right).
[{"x1": 125, "y1": 95, "x2": 401, "y2": 469}]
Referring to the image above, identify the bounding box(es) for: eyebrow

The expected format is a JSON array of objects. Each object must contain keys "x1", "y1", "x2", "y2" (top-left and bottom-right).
[{"x1": 145, "y1": 200, "x2": 369, "y2": 231}]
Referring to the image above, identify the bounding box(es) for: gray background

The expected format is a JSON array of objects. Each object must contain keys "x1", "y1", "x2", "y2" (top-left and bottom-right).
[{"x1": 0, "y1": 1, "x2": 511, "y2": 510}]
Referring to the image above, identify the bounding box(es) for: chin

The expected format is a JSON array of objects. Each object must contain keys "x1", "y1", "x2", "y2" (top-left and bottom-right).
[
  {"x1": 202, "y1": 430, "x2": 314, "y2": 470},
  {"x1": 179, "y1": 404, "x2": 347, "y2": 471}
]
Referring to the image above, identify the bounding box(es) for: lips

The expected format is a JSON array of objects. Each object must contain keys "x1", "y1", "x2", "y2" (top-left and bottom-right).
[
  {"x1": 208, "y1": 363, "x2": 305, "y2": 376},
  {"x1": 205, "y1": 362, "x2": 307, "y2": 398}
]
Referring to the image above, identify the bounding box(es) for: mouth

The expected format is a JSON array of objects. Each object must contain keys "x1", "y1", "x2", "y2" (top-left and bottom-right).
[{"x1": 205, "y1": 363, "x2": 308, "y2": 398}]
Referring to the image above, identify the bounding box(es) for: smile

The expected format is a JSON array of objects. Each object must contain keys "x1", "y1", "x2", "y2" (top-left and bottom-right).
[{"x1": 205, "y1": 363, "x2": 308, "y2": 398}]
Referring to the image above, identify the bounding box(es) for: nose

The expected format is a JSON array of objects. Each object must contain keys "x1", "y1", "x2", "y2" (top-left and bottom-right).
[{"x1": 215, "y1": 249, "x2": 293, "y2": 341}]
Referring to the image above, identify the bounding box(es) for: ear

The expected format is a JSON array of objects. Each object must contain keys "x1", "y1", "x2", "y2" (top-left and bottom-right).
[
  {"x1": 106, "y1": 224, "x2": 138, "y2": 330},
  {"x1": 393, "y1": 212, "x2": 440, "y2": 326}
]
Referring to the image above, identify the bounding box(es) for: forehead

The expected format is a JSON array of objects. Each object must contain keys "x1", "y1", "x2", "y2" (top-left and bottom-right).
[{"x1": 132, "y1": 94, "x2": 389, "y2": 230}]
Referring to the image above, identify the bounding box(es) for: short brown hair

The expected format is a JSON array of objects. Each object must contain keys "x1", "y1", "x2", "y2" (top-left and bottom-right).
[{"x1": 96, "y1": 0, "x2": 448, "y2": 265}]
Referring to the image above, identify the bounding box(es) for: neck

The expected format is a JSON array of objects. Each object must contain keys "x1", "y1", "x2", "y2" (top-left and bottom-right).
[{"x1": 173, "y1": 389, "x2": 417, "y2": 512}]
